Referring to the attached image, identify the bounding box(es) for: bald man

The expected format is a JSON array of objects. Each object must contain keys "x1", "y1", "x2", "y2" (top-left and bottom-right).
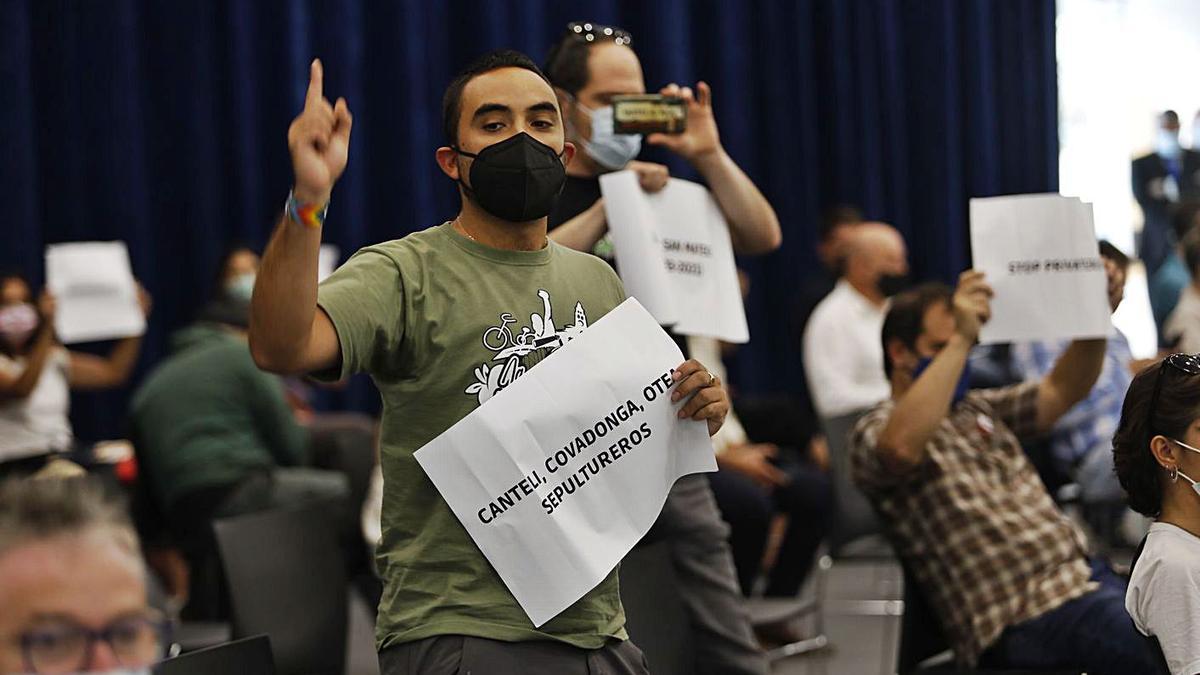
[{"x1": 802, "y1": 223, "x2": 909, "y2": 419}]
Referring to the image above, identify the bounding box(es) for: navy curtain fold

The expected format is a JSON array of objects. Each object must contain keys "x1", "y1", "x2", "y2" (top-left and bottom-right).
[{"x1": 0, "y1": 0, "x2": 1057, "y2": 441}]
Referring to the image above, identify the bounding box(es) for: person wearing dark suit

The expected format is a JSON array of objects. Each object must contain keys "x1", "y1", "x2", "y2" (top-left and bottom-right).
[{"x1": 1133, "y1": 110, "x2": 1200, "y2": 276}]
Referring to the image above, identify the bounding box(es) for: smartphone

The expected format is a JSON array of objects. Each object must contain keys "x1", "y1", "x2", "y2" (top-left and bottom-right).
[{"x1": 612, "y1": 95, "x2": 687, "y2": 135}]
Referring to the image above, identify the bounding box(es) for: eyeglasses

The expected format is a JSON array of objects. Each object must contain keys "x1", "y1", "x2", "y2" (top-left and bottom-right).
[
  {"x1": 19, "y1": 612, "x2": 172, "y2": 674},
  {"x1": 566, "y1": 22, "x2": 633, "y2": 47},
  {"x1": 1146, "y1": 353, "x2": 1200, "y2": 438}
]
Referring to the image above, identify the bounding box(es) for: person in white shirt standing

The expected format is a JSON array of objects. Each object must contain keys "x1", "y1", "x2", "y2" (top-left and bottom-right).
[
  {"x1": 802, "y1": 223, "x2": 909, "y2": 420},
  {"x1": 1114, "y1": 353, "x2": 1200, "y2": 674}
]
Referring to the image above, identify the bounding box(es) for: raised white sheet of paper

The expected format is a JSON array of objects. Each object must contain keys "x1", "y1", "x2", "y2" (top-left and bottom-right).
[
  {"x1": 45, "y1": 241, "x2": 145, "y2": 344},
  {"x1": 970, "y1": 194, "x2": 1110, "y2": 344},
  {"x1": 415, "y1": 298, "x2": 716, "y2": 626}
]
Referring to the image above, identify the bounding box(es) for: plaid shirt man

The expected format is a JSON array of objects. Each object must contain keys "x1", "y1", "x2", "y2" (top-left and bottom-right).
[{"x1": 850, "y1": 381, "x2": 1097, "y2": 665}]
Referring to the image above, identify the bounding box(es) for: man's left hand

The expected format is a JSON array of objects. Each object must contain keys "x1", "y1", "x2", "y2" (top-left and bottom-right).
[
  {"x1": 646, "y1": 81, "x2": 722, "y2": 163},
  {"x1": 670, "y1": 358, "x2": 729, "y2": 436}
]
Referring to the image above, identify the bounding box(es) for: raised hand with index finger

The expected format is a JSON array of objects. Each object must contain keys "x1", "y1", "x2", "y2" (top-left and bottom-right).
[{"x1": 287, "y1": 59, "x2": 354, "y2": 207}]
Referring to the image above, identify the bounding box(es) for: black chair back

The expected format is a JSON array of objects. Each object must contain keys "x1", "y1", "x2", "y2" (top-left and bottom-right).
[
  {"x1": 822, "y1": 410, "x2": 883, "y2": 553},
  {"x1": 155, "y1": 635, "x2": 275, "y2": 675},
  {"x1": 620, "y1": 541, "x2": 696, "y2": 675},
  {"x1": 214, "y1": 503, "x2": 347, "y2": 675}
]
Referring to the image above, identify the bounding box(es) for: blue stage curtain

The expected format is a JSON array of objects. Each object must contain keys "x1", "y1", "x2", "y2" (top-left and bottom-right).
[{"x1": 0, "y1": 0, "x2": 1057, "y2": 441}]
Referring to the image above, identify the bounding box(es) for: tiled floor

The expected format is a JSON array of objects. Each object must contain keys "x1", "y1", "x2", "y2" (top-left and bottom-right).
[{"x1": 771, "y1": 560, "x2": 904, "y2": 675}]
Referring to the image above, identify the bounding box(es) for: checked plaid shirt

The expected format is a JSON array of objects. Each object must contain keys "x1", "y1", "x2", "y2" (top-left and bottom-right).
[{"x1": 850, "y1": 382, "x2": 1097, "y2": 665}]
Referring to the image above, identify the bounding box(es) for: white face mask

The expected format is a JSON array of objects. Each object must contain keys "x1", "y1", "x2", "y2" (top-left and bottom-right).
[
  {"x1": 224, "y1": 272, "x2": 256, "y2": 303},
  {"x1": 573, "y1": 101, "x2": 642, "y2": 171},
  {"x1": 1169, "y1": 438, "x2": 1200, "y2": 498}
]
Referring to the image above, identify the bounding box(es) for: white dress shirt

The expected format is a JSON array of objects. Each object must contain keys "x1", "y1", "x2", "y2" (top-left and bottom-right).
[{"x1": 802, "y1": 279, "x2": 890, "y2": 418}]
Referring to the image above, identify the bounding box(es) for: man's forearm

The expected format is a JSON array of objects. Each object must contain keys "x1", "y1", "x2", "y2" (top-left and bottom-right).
[
  {"x1": 249, "y1": 212, "x2": 322, "y2": 371},
  {"x1": 876, "y1": 334, "x2": 972, "y2": 471},
  {"x1": 691, "y1": 148, "x2": 781, "y2": 254},
  {"x1": 547, "y1": 199, "x2": 607, "y2": 252}
]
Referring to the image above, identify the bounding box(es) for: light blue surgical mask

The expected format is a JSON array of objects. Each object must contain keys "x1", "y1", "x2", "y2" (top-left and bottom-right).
[
  {"x1": 575, "y1": 102, "x2": 642, "y2": 170},
  {"x1": 225, "y1": 272, "x2": 256, "y2": 303},
  {"x1": 1156, "y1": 129, "x2": 1182, "y2": 160}
]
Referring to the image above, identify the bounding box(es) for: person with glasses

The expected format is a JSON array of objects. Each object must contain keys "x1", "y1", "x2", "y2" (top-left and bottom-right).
[
  {"x1": 1114, "y1": 353, "x2": 1200, "y2": 674},
  {"x1": 849, "y1": 269, "x2": 1162, "y2": 673},
  {"x1": 0, "y1": 477, "x2": 170, "y2": 674}
]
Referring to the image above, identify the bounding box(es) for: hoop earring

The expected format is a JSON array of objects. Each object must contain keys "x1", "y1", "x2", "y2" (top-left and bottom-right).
[{"x1": 1170, "y1": 465, "x2": 1180, "y2": 483}]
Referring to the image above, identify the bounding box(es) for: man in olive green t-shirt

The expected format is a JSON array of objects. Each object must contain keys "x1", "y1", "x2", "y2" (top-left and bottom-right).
[{"x1": 249, "y1": 50, "x2": 732, "y2": 674}]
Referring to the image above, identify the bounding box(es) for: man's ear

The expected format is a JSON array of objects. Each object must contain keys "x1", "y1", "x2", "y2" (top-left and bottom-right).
[
  {"x1": 435, "y1": 146, "x2": 460, "y2": 181},
  {"x1": 1150, "y1": 435, "x2": 1179, "y2": 472},
  {"x1": 886, "y1": 338, "x2": 911, "y2": 379},
  {"x1": 562, "y1": 141, "x2": 576, "y2": 164}
]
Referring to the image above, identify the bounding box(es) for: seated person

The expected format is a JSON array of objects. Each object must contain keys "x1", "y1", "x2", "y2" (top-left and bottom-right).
[
  {"x1": 1114, "y1": 355, "x2": 1200, "y2": 675},
  {"x1": 1149, "y1": 201, "x2": 1200, "y2": 339},
  {"x1": 850, "y1": 273, "x2": 1162, "y2": 672},
  {"x1": 1007, "y1": 241, "x2": 1134, "y2": 512},
  {"x1": 0, "y1": 477, "x2": 169, "y2": 673},
  {"x1": 803, "y1": 223, "x2": 908, "y2": 420},
  {"x1": 1164, "y1": 224, "x2": 1200, "y2": 353},
  {"x1": 129, "y1": 296, "x2": 350, "y2": 617},
  {"x1": 0, "y1": 273, "x2": 150, "y2": 478}
]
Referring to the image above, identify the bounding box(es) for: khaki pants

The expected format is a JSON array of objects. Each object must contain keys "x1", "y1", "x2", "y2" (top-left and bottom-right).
[{"x1": 378, "y1": 636, "x2": 649, "y2": 675}]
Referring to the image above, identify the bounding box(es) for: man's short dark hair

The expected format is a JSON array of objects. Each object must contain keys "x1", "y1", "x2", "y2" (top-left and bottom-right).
[
  {"x1": 544, "y1": 22, "x2": 633, "y2": 96},
  {"x1": 0, "y1": 477, "x2": 138, "y2": 558},
  {"x1": 1098, "y1": 239, "x2": 1129, "y2": 272},
  {"x1": 442, "y1": 50, "x2": 552, "y2": 146},
  {"x1": 880, "y1": 282, "x2": 953, "y2": 378},
  {"x1": 1162, "y1": 110, "x2": 1180, "y2": 125}
]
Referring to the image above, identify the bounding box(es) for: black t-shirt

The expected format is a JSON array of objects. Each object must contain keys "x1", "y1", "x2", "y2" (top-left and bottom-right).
[{"x1": 548, "y1": 175, "x2": 602, "y2": 231}]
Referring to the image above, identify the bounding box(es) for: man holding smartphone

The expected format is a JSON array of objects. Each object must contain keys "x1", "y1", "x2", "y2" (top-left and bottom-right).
[
  {"x1": 544, "y1": 22, "x2": 781, "y2": 257},
  {"x1": 543, "y1": 22, "x2": 782, "y2": 675}
]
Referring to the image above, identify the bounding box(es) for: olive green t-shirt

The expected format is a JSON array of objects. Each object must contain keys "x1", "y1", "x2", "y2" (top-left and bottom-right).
[{"x1": 317, "y1": 223, "x2": 629, "y2": 651}]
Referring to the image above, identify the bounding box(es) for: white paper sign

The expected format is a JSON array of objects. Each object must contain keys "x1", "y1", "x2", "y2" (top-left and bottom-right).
[
  {"x1": 415, "y1": 298, "x2": 716, "y2": 627},
  {"x1": 596, "y1": 172, "x2": 679, "y2": 325},
  {"x1": 45, "y1": 242, "x2": 145, "y2": 344},
  {"x1": 599, "y1": 173, "x2": 750, "y2": 343},
  {"x1": 318, "y1": 244, "x2": 340, "y2": 283},
  {"x1": 970, "y1": 194, "x2": 1110, "y2": 344}
]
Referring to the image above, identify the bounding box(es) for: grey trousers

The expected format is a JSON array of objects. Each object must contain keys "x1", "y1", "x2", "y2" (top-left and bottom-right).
[
  {"x1": 642, "y1": 474, "x2": 769, "y2": 675},
  {"x1": 378, "y1": 636, "x2": 649, "y2": 675}
]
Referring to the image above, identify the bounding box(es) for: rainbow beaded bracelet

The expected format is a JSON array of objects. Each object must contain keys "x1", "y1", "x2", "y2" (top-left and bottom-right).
[{"x1": 286, "y1": 189, "x2": 329, "y2": 229}]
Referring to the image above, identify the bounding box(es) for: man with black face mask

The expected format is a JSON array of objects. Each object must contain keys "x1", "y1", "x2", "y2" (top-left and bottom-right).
[
  {"x1": 803, "y1": 222, "x2": 909, "y2": 420},
  {"x1": 250, "y1": 50, "x2": 731, "y2": 674}
]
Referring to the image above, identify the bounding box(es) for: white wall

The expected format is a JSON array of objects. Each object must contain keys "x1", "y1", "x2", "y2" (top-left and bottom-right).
[{"x1": 1058, "y1": 0, "x2": 1200, "y2": 356}]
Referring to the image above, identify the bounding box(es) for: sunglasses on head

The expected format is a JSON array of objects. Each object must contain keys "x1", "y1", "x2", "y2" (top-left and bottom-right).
[
  {"x1": 565, "y1": 21, "x2": 633, "y2": 46},
  {"x1": 1146, "y1": 353, "x2": 1200, "y2": 438}
]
